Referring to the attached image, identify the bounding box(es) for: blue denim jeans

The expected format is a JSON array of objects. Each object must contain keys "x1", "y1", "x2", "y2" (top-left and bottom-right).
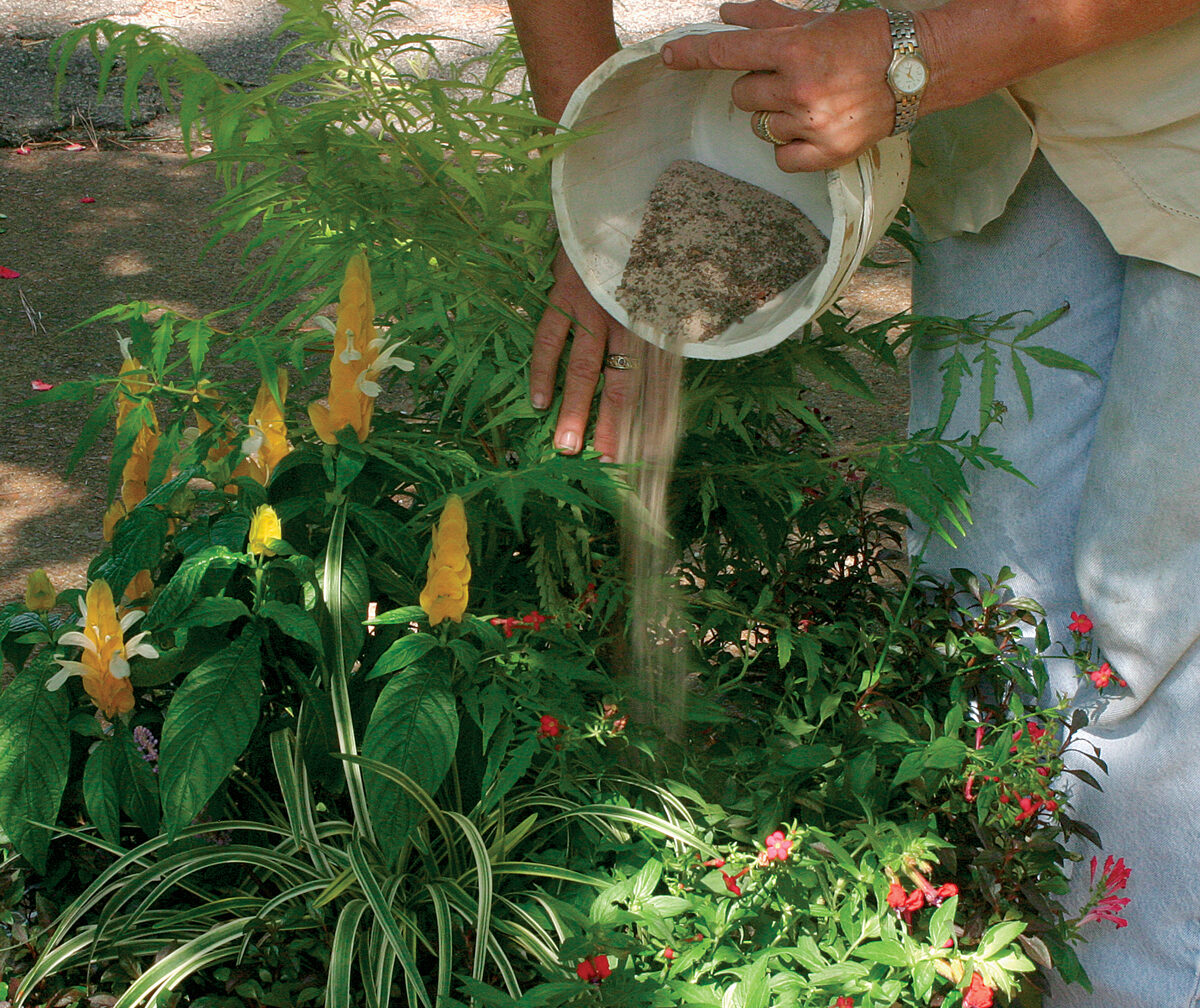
[{"x1": 909, "y1": 152, "x2": 1200, "y2": 1007}]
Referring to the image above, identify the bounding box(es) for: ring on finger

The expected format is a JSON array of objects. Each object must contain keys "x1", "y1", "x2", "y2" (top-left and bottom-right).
[
  {"x1": 604, "y1": 353, "x2": 641, "y2": 371},
  {"x1": 751, "y1": 109, "x2": 787, "y2": 147}
]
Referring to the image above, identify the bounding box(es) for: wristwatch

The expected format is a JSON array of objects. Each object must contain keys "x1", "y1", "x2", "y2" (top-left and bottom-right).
[{"x1": 885, "y1": 8, "x2": 928, "y2": 135}]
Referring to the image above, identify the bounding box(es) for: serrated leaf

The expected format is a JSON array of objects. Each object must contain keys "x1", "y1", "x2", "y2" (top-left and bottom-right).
[{"x1": 159, "y1": 621, "x2": 264, "y2": 836}]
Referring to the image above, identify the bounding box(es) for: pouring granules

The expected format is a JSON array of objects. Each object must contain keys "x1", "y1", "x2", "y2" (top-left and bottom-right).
[{"x1": 615, "y1": 159, "x2": 829, "y2": 345}]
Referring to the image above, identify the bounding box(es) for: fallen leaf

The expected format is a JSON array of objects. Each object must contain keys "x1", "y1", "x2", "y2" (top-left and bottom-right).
[
  {"x1": 31, "y1": 380, "x2": 54, "y2": 391},
  {"x1": 15, "y1": 145, "x2": 30, "y2": 155},
  {"x1": 80, "y1": 196, "x2": 96, "y2": 204},
  {"x1": 63, "y1": 142, "x2": 86, "y2": 152},
  {"x1": 0, "y1": 267, "x2": 20, "y2": 279}
]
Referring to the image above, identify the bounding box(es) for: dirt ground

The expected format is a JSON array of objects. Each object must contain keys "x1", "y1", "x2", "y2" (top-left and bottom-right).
[{"x1": 0, "y1": 136, "x2": 912, "y2": 606}]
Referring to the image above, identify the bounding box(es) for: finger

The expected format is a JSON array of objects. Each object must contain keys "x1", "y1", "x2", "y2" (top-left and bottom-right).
[
  {"x1": 720, "y1": 0, "x2": 814, "y2": 30},
  {"x1": 661, "y1": 26, "x2": 779, "y2": 73},
  {"x1": 553, "y1": 313, "x2": 609, "y2": 454},
  {"x1": 529, "y1": 297, "x2": 573, "y2": 410},
  {"x1": 774, "y1": 137, "x2": 865, "y2": 172},
  {"x1": 730, "y1": 71, "x2": 786, "y2": 114},
  {"x1": 593, "y1": 333, "x2": 642, "y2": 462}
]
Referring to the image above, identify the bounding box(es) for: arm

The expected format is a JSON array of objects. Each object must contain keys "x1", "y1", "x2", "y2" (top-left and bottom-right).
[
  {"x1": 505, "y1": 0, "x2": 620, "y2": 121},
  {"x1": 506, "y1": 0, "x2": 639, "y2": 461},
  {"x1": 661, "y1": 0, "x2": 1200, "y2": 172}
]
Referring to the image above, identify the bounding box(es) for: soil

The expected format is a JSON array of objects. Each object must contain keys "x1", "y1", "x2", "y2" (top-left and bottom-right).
[
  {"x1": 617, "y1": 159, "x2": 828, "y2": 344},
  {"x1": 0, "y1": 135, "x2": 912, "y2": 607}
]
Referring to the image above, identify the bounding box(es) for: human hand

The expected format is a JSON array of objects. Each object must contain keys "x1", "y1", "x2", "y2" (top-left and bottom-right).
[
  {"x1": 530, "y1": 245, "x2": 643, "y2": 462},
  {"x1": 660, "y1": 0, "x2": 898, "y2": 172}
]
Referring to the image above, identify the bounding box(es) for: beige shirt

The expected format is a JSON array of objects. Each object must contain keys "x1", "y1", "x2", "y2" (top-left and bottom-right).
[{"x1": 905, "y1": 11, "x2": 1200, "y2": 278}]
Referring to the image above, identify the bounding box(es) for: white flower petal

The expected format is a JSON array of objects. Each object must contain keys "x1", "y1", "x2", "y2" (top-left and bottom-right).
[
  {"x1": 119, "y1": 609, "x2": 145, "y2": 632},
  {"x1": 117, "y1": 336, "x2": 133, "y2": 361},
  {"x1": 58, "y1": 630, "x2": 96, "y2": 653},
  {"x1": 48, "y1": 661, "x2": 89, "y2": 690},
  {"x1": 310, "y1": 315, "x2": 337, "y2": 335},
  {"x1": 338, "y1": 333, "x2": 363, "y2": 364},
  {"x1": 130, "y1": 642, "x2": 160, "y2": 661},
  {"x1": 109, "y1": 655, "x2": 132, "y2": 680},
  {"x1": 373, "y1": 344, "x2": 415, "y2": 373},
  {"x1": 241, "y1": 428, "x2": 264, "y2": 456},
  {"x1": 356, "y1": 376, "x2": 382, "y2": 398}
]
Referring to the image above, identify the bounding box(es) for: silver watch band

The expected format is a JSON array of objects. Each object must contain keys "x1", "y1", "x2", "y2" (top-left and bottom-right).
[{"x1": 887, "y1": 9, "x2": 923, "y2": 135}]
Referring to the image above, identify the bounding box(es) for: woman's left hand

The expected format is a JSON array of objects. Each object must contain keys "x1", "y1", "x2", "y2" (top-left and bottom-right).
[{"x1": 661, "y1": 0, "x2": 900, "y2": 172}]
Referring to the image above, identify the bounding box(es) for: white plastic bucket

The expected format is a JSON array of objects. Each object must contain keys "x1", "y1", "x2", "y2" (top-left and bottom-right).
[{"x1": 551, "y1": 23, "x2": 911, "y2": 360}]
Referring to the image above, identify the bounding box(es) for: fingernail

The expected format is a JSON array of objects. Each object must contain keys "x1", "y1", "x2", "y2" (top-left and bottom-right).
[
  {"x1": 660, "y1": 45, "x2": 674, "y2": 66},
  {"x1": 556, "y1": 431, "x2": 580, "y2": 454},
  {"x1": 531, "y1": 392, "x2": 548, "y2": 410}
]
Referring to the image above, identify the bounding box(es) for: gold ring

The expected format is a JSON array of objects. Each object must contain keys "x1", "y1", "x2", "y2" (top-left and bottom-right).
[
  {"x1": 752, "y1": 110, "x2": 787, "y2": 146},
  {"x1": 604, "y1": 353, "x2": 640, "y2": 371}
]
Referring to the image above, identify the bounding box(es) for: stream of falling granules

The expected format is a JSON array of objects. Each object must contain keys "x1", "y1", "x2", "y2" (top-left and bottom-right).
[{"x1": 614, "y1": 159, "x2": 829, "y2": 736}]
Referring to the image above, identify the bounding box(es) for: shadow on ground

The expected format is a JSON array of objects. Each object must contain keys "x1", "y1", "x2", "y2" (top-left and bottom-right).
[{"x1": 0, "y1": 142, "x2": 256, "y2": 601}]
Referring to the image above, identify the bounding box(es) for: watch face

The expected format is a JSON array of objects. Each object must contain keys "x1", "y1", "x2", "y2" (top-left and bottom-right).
[{"x1": 892, "y1": 55, "x2": 927, "y2": 95}]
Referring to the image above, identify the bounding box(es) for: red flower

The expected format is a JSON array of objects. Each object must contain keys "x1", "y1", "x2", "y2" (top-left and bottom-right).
[
  {"x1": 489, "y1": 616, "x2": 523, "y2": 637},
  {"x1": 834, "y1": 998, "x2": 855, "y2": 1008},
  {"x1": 537, "y1": 715, "x2": 563, "y2": 739},
  {"x1": 662, "y1": 947, "x2": 676, "y2": 960},
  {"x1": 935, "y1": 883, "x2": 959, "y2": 901},
  {"x1": 886, "y1": 880, "x2": 907, "y2": 908},
  {"x1": 522, "y1": 610, "x2": 549, "y2": 630},
  {"x1": 30, "y1": 379, "x2": 54, "y2": 391},
  {"x1": 763, "y1": 829, "x2": 792, "y2": 862},
  {"x1": 1080, "y1": 855, "x2": 1131, "y2": 929},
  {"x1": 80, "y1": 196, "x2": 96, "y2": 204},
  {"x1": 1089, "y1": 662, "x2": 1116, "y2": 689},
  {"x1": 576, "y1": 955, "x2": 611, "y2": 984},
  {"x1": 722, "y1": 867, "x2": 750, "y2": 896},
  {"x1": 962, "y1": 972, "x2": 994, "y2": 1008},
  {"x1": 902, "y1": 888, "x2": 926, "y2": 913},
  {"x1": 701, "y1": 857, "x2": 726, "y2": 868},
  {"x1": 1069, "y1": 611, "x2": 1093, "y2": 634},
  {"x1": 0, "y1": 267, "x2": 20, "y2": 279}
]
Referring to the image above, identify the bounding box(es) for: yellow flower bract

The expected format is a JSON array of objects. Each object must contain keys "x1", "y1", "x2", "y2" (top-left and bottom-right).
[
  {"x1": 248, "y1": 504, "x2": 283, "y2": 557},
  {"x1": 420, "y1": 494, "x2": 471, "y2": 625},
  {"x1": 309, "y1": 251, "x2": 380, "y2": 445},
  {"x1": 24, "y1": 569, "x2": 56, "y2": 612}
]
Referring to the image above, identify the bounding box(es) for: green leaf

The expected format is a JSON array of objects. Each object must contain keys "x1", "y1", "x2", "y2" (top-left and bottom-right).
[
  {"x1": 98, "y1": 505, "x2": 169, "y2": 600},
  {"x1": 854, "y1": 940, "x2": 910, "y2": 967},
  {"x1": 82, "y1": 738, "x2": 122, "y2": 844},
  {"x1": 159, "y1": 621, "x2": 264, "y2": 836},
  {"x1": 174, "y1": 596, "x2": 251, "y2": 630},
  {"x1": 364, "y1": 633, "x2": 441, "y2": 681},
  {"x1": 0, "y1": 655, "x2": 70, "y2": 871},
  {"x1": 259, "y1": 600, "x2": 325, "y2": 656},
  {"x1": 928, "y1": 894, "x2": 958, "y2": 950},
  {"x1": 145, "y1": 546, "x2": 246, "y2": 630},
  {"x1": 361, "y1": 665, "x2": 459, "y2": 866},
  {"x1": 976, "y1": 919, "x2": 1027, "y2": 959}
]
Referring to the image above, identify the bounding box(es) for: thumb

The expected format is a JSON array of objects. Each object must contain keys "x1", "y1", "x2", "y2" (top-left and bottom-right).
[{"x1": 660, "y1": 27, "x2": 774, "y2": 72}]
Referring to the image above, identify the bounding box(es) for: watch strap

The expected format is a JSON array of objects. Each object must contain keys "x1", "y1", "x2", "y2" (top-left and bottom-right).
[{"x1": 886, "y1": 8, "x2": 925, "y2": 135}]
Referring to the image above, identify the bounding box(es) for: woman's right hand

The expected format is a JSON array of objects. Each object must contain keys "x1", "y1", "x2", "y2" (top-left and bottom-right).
[{"x1": 530, "y1": 245, "x2": 643, "y2": 463}]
